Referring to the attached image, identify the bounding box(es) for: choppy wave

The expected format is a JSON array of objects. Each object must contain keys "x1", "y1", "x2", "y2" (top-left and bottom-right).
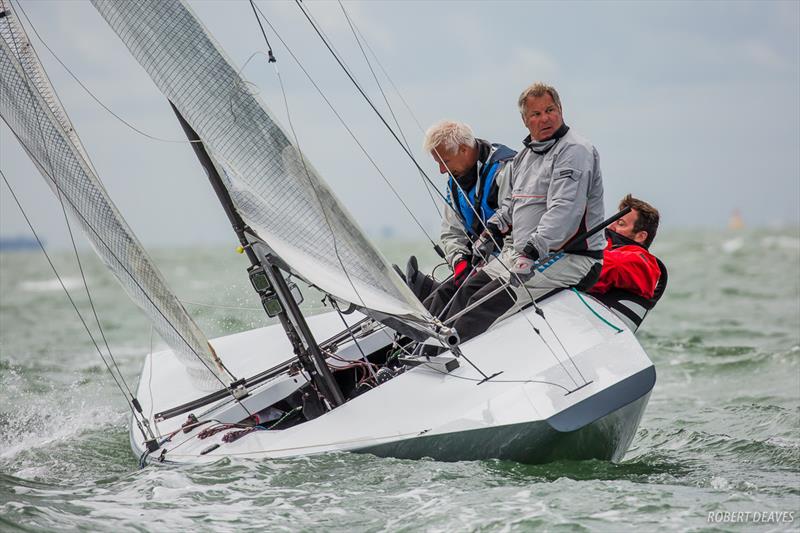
[
  {"x1": 1, "y1": 230, "x2": 799, "y2": 530},
  {"x1": 18, "y1": 277, "x2": 84, "y2": 293}
]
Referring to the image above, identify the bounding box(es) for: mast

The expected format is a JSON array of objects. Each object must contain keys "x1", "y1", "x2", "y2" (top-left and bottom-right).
[{"x1": 170, "y1": 102, "x2": 344, "y2": 409}]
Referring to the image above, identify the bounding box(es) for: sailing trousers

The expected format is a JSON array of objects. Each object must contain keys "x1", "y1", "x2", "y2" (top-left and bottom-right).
[
  {"x1": 445, "y1": 252, "x2": 600, "y2": 344},
  {"x1": 423, "y1": 270, "x2": 478, "y2": 319},
  {"x1": 423, "y1": 277, "x2": 458, "y2": 319}
]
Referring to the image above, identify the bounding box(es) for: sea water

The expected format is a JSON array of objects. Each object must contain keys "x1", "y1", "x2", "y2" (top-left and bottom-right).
[{"x1": 1, "y1": 228, "x2": 798, "y2": 531}]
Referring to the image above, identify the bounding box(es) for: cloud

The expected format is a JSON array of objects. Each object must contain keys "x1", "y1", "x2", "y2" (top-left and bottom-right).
[{"x1": 740, "y1": 39, "x2": 791, "y2": 71}]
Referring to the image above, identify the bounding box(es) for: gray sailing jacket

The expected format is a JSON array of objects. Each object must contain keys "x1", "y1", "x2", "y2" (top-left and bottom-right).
[
  {"x1": 489, "y1": 128, "x2": 605, "y2": 259},
  {"x1": 440, "y1": 142, "x2": 513, "y2": 266}
]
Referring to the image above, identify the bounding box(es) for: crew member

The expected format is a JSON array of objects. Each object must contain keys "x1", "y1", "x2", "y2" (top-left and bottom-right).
[
  {"x1": 443, "y1": 82, "x2": 606, "y2": 342},
  {"x1": 417, "y1": 121, "x2": 516, "y2": 316},
  {"x1": 591, "y1": 194, "x2": 661, "y2": 299}
]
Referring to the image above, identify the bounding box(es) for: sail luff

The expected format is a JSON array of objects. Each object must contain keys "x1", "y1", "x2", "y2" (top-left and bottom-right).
[
  {"x1": 91, "y1": 0, "x2": 435, "y2": 327},
  {"x1": 0, "y1": 4, "x2": 228, "y2": 392},
  {"x1": 0, "y1": 1, "x2": 92, "y2": 164}
]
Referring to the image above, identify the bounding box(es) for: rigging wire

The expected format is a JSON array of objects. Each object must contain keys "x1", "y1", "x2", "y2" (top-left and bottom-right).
[
  {"x1": 347, "y1": 17, "x2": 427, "y2": 135},
  {"x1": 1, "y1": 3, "x2": 244, "y2": 429},
  {"x1": 297, "y1": 0, "x2": 488, "y2": 251},
  {"x1": 287, "y1": 1, "x2": 505, "y2": 259},
  {"x1": 291, "y1": 0, "x2": 586, "y2": 386},
  {"x1": 333, "y1": 39, "x2": 570, "y2": 388},
  {"x1": 14, "y1": 0, "x2": 584, "y2": 390},
  {"x1": 147, "y1": 325, "x2": 159, "y2": 435},
  {"x1": 295, "y1": 0, "x2": 508, "y2": 263},
  {"x1": 417, "y1": 361, "x2": 573, "y2": 394},
  {"x1": 289, "y1": 0, "x2": 511, "y2": 283},
  {"x1": 292, "y1": 0, "x2": 447, "y2": 204},
  {"x1": 288, "y1": 0, "x2": 524, "y2": 379},
  {"x1": 1, "y1": 6, "x2": 145, "y2": 401},
  {"x1": 263, "y1": 25, "x2": 380, "y2": 343},
  {"x1": 0, "y1": 168, "x2": 152, "y2": 439},
  {"x1": 335, "y1": 0, "x2": 441, "y2": 219},
  {"x1": 56, "y1": 179, "x2": 134, "y2": 396},
  {"x1": 4, "y1": 4, "x2": 202, "y2": 406},
  {"x1": 4, "y1": 6, "x2": 245, "y2": 387},
  {"x1": 6, "y1": 0, "x2": 97, "y2": 177},
  {"x1": 247, "y1": 0, "x2": 276, "y2": 64},
  {"x1": 1, "y1": 122, "x2": 235, "y2": 391},
  {"x1": 248, "y1": 2, "x2": 447, "y2": 356},
  {"x1": 248, "y1": 1, "x2": 441, "y2": 253},
  {"x1": 244, "y1": 6, "x2": 493, "y2": 389},
  {"x1": 12, "y1": 0, "x2": 201, "y2": 145}
]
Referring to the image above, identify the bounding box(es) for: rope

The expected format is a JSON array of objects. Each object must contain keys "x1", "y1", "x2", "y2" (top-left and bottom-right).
[
  {"x1": 0, "y1": 169, "x2": 152, "y2": 440},
  {"x1": 12, "y1": 1, "x2": 202, "y2": 144},
  {"x1": 571, "y1": 288, "x2": 623, "y2": 333},
  {"x1": 0, "y1": 16, "x2": 246, "y2": 398},
  {"x1": 292, "y1": 0, "x2": 587, "y2": 387},
  {"x1": 336, "y1": 0, "x2": 442, "y2": 219},
  {"x1": 249, "y1": 1, "x2": 440, "y2": 252},
  {"x1": 292, "y1": 0, "x2": 454, "y2": 218}
]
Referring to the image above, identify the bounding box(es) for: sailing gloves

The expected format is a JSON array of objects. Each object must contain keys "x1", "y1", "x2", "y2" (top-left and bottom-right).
[
  {"x1": 452, "y1": 255, "x2": 472, "y2": 287},
  {"x1": 472, "y1": 222, "x2": 506, "y2": 266},
  {"x1": 509, "y1": 242, "x2": 540, "y2": 287}
]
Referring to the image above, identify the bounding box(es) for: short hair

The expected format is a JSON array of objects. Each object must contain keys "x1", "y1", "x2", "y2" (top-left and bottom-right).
[
  {"x1": 619, "y1": 194, "x2": 660, "y2": 248},
  {"x1": 517, "y1": 82, "x2": 562, "y2": 117},
  {"x1": 423, "y1": 120, "x2": 476, "y2": 154}
]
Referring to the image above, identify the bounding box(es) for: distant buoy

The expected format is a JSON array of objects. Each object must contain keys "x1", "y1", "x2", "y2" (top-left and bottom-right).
[{"x1": 728, "y1": 209, "x2": 744, "y2": 230}]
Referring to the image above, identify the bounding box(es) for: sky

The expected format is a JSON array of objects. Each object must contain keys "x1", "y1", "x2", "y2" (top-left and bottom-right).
[{"x1": 1, "y1": 0, "x2": 798, "y2": 249}]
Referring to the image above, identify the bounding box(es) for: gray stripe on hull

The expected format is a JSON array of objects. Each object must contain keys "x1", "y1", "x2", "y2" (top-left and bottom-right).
[
  {"x1": 355, "y1": 391, "x2": 651, "y2": 464},
  {"x1": 547, "y1": 365, "x2": 656, "y2": 432}
]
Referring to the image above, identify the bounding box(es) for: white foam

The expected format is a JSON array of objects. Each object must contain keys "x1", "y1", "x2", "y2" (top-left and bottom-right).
[
  {"x1": 720, "y1": 238, "x2": 744, "y2": 253},
  {"x1": 19, "y1": 277, "x2": 83, "y2": 292},
  {"x1": 760, "y1": 235, "x2": 800, "y2": 250}
]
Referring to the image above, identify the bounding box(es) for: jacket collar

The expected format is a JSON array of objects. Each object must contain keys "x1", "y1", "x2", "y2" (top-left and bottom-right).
[
  {"x1": 606, "y1": 228, "x2": 649, "y2": 250},
  {"x1": 522, "y1": 123, "x2": 570, "y2": 155}
]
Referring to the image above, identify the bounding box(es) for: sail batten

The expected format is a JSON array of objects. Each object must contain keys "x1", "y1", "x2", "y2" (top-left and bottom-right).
[
  {"x1": 0, "y1": 1, "x2": 227, "y2": 392},
  {"x1": 92, "y1": 0, "x2": 434, "y2": 326}
]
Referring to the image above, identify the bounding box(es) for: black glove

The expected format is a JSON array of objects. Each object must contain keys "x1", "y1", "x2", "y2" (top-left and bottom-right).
[{"x1": 472, "y1": 222, "x2": 505, "y2": 265}]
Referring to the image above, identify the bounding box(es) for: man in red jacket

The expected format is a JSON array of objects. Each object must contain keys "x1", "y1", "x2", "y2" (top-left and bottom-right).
[{"x1": 590, "y1": 194, "x2": 661, "y2": 299}]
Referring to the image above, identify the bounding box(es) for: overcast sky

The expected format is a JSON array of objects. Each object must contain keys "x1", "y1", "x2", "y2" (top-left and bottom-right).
[{"x1": 1, "y1": 0, "x2": 798, "y2": 249}]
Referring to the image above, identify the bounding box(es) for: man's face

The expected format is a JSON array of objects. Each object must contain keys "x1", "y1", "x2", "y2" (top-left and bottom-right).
[
  {"x1": 431, "y1": 144, "x2": 476, "y2": 178},
  {"x1": 609, "y1": 209, "x2": 648, "y2": 244},
  {"x1": 522, "y1": 93, "x2": 564, "y2": 141}
]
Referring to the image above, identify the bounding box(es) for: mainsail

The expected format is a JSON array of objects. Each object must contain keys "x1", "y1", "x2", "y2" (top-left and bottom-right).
[
  {"x1": 0, "y1": 1, "x2": 228, "y2": 391},
  {"x1": 91, "y1": 0, "x2": 434, "y2": 325}
]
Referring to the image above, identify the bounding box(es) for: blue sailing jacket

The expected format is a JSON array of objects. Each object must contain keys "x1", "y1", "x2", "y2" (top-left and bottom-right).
[{"x1": 447, "y1": 143, "x2": 517, "y2": 239}]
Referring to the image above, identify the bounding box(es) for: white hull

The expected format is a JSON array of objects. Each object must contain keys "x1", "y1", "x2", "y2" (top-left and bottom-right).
[{"x1": 132, "y1": 291, "x2": 655, "y2": 465}]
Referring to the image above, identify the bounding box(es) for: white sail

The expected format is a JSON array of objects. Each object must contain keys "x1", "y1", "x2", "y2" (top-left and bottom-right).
[
  {"x1": 91, "y1": 0, "x2": 433, "y2": 325},
  {"x1": 0, "y1": 2, "x2": 228, "y2": 391}
]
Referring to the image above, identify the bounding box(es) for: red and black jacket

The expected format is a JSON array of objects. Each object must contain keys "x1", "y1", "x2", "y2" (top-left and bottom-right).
[
  {"x1": 588, "y1": 230, "x2": 668, "y2": 330},
  {"x1": 590, "y1": 230, "x2": 663, "y2": 299}
]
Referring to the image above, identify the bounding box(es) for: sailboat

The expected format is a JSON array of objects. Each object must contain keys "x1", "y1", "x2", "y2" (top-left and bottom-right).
[{"x1": 0, "y1": 0, "x2": 656, "y2": 465}]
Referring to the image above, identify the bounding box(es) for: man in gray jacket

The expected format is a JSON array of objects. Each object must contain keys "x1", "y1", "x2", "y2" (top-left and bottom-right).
[{"x1": 443, "y1": 83, "x2": 605, "y2": 342}]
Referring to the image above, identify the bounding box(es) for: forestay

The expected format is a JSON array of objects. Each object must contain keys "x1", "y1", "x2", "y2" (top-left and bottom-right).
[
  {"x1": 0, "y1": 1, "x2": 228, "y2": 391},
  {"x1": 92, "y1": 0, "x2": 433, "y2": 325}
]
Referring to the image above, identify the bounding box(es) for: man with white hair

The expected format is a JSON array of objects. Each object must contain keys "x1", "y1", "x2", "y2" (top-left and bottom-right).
[
  {"x1": 443, "y1": 82, "x2": 606, "y2": 342},
  {"x1": 420, "y1": 120, "x2": 516, "y2": 317}
]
